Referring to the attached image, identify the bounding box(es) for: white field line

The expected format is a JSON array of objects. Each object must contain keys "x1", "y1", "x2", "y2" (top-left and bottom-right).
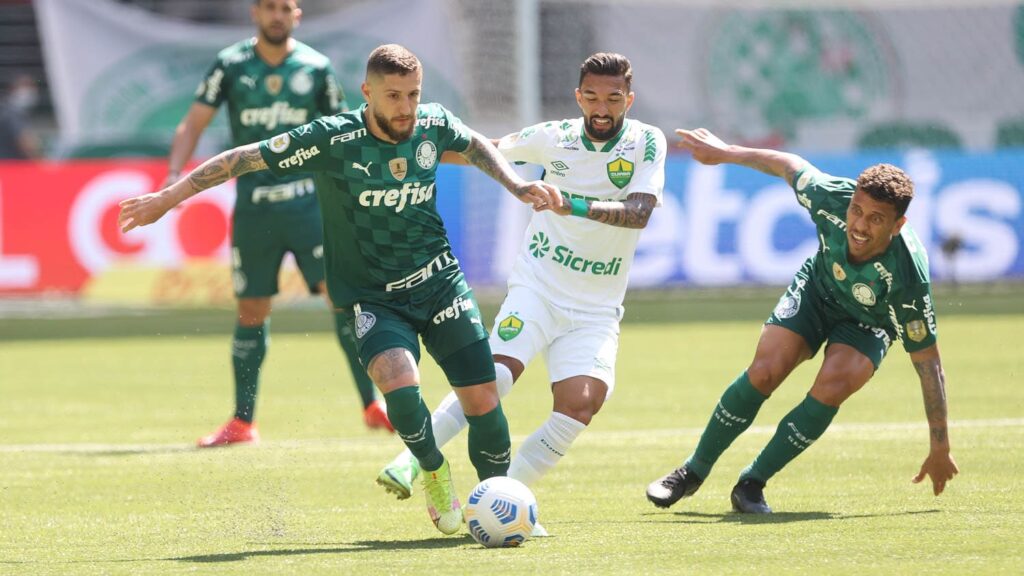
[{"x1": 1, "y1": 418, "x2": 1021, "y2": 454}]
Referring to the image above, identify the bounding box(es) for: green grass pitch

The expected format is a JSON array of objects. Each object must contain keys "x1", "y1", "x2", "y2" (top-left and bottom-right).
[{"x1": 1, "y1": 287, "x2": 1022, "y2": 574}]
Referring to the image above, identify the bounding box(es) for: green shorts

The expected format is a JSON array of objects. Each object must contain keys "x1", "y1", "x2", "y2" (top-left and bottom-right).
[
  {"x1": 231, "y1": 209, "x2": 325, "y2": 298},
  {"x1": 343, "y1": 271, "x2": 494, "y2": 387},
  {"x1": 766, "y1": 260, "x2": 893, "y2": 370}
]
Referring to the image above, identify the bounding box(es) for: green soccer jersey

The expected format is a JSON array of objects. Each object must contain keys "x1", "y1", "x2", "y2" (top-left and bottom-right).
[
  {"x1": 257, "y1": 103, "x2": 473, "y2": 306},
  {"x1": 195, "y1": 38, "x2": 345, "y2": 213},
  {"x1": 791, "y1": 165, "x2": 937, "y2": 352}
]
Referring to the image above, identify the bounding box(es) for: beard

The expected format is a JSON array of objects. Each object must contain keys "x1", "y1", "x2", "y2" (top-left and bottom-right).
[
  {"x1": 585, "y1": 113, "x2": 625, "y2": 141},
  {"x1": 259, "y1": 25, "x2": 289, "y2": 46},
  {"x1": 373, "y1": 108, "x2": 415, "y2": 142}
]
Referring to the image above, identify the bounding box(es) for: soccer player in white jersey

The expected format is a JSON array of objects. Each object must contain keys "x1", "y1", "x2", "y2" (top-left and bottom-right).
[{"x1": 376, "y1": 53, "x2": 667, "y2": 536}]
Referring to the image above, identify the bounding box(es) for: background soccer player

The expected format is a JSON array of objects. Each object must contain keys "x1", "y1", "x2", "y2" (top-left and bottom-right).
[
  {"x1": 163, "y1": 0, "x2": 391, "y2": 447},
  {"x1": 646, "y1": 128, "x2": 959, "y2": 513},
  {"x1": 119, "y1": 44, "x2": 562, "y2": 535},
  {"x1": 376, "y1": 53, "x2": 666, "y2": 536}
]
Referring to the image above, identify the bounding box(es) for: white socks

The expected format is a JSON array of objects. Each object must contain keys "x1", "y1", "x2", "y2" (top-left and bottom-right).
[
  {"x1": 508, "y1": 411, "x2": 586, "y2": 487},
  {"x1": 399, "y1": 365, "x2": 589, "y2": 488}
]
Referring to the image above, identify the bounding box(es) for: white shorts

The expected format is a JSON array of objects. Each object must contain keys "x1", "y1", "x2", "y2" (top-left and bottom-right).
[{"x1": 489, "y1": 284, "x2": 622, "y2": 397}]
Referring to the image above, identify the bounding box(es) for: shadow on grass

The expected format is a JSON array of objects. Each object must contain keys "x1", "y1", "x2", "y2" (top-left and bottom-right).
[
  {"x1": 646, "y1": 509, "x2": 941, "y2": 525},
  {"x1": 170, "y1": 535, "x2": 476, "y2": 563}
]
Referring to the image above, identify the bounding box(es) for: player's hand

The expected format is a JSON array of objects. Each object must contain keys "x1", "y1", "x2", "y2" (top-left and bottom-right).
[
  {"x1": 675, "y1": 128, "x2": 732, "y2": 165},
  {"x1": 912, "y1": 450, "x2": 959, "y2": 496},
  {"x1": 514, "y1": 180, "x2": 563, "y2": 212},
  {"x1": 118, "y1": 191, "x2": 176, "y2": 233}
]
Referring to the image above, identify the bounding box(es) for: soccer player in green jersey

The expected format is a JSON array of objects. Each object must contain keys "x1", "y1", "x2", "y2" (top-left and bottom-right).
[
  {"x1": 646, "y1": 128, "x2": 959, "y2": 513},
  {"x1": 163, "y1": 0, "x2": 392, "y2": 448},
  {"x1": 119, "y1": 43, "x2": 562, "y2": 535}
]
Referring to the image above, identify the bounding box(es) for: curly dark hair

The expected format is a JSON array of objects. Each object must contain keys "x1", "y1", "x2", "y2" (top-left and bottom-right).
[
  {"x1": 857, "y1": 164, "x2": 914, "y2": 217},
  {"x1": 579, "y1": 52, "x2": 632, "y2": 91},
  {"x1": 366, "y1": 44, "x2": 421, "y2": 78}
]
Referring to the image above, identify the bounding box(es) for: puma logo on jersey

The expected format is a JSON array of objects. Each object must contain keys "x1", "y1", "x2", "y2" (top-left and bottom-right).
[
  {"x1": 902, "y1": 300, "x2": 918, "y2": 311},
  {"x1": 239, "y1": 75, "x2": 256, "y2": 89},
  {"x1": 353, "y1": 161, "x2": 373, "y2": 176}
]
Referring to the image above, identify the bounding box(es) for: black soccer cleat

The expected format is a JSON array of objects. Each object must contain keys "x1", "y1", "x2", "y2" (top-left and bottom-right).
[
  {"x1": 730, "y1": 478, "x2": 773, "y2": 514},
  {"x1": 646, "y1": 465, "x2": 704, "y2": 508}
]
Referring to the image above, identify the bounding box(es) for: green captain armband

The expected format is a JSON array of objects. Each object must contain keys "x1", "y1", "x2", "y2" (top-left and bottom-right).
[{"x1": 570, "y1": 197, "x2": 589, "y2": 218}]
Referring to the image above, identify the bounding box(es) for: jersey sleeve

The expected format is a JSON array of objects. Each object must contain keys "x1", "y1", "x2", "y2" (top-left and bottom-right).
[
  {"x1": 893, "y1": 229, "x2": 938, "y2": 352},
  {"x1": 625, "y1": 126, "x2": 667, "y2": 204},
  {"x1": 437, "y1": 105, "x2": 473, "y2": 153},
  {"x1": 194, "y1": 57, "x2": 230, "y2": 108},
  {"x1": 259, "y1": 118, "x2": 335, "y2": 177},
  {"x1": 791, "y1": 164, "x2": 857, "y2": 218},
  {"x1": 895, "y1": 281, "x2": 938, "y2": 352},
  {"x1": 496, "y1": 122, "x2": 549, "y2": 165},
  {"x1": 318, "y1": 63, "x2": 347, "y2": 115}
]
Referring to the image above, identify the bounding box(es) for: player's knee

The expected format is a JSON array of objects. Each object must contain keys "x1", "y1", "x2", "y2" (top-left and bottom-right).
[
  {"x1": 552, "y1": 395, "x2": 603, "y2": 425},
  {"x1": 237, "y1": 298, "x2": 271, "y2": 326},
  {"x1": 455, "y1": 381, "x2": 500, "y2": 417},
  {"x1": 810, "y1": 375, "x2": 866, "y2": 406},
  {"x1": 746, "y1": 358, "x2": 788, "y2": 395},
  {"x1": 555, "y1": 405, "x2": 596, "y2": 426}
]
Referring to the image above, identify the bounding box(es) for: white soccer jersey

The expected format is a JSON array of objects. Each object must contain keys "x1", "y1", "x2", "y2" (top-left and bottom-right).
[{"x1": 498, "y1": 118, "x2": 666, "y2": 310}]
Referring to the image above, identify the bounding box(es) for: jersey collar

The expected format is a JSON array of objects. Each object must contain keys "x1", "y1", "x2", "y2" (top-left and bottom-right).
[{"x1": 581, "y1": 118, "x2": 630, "y2": 152}]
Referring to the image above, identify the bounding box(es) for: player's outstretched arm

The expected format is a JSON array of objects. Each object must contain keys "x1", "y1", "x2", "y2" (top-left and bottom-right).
[
  {"x1": 909, "y1": 344, "x2": 959, "y2": 495},
  {"x1": 676, "y1": 128, "x2": 805, "y2": 183},
  {"x1": 119, "y1": 142, "x2": 267, "y2": 233},
  {"x1": 459, "y1": 131, "x2": 562, "y2": 211}
]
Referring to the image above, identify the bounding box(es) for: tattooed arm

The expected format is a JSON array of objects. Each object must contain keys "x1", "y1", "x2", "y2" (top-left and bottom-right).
[
  {"x1": 909, "y1": 344, "x2": 960, "y2": 495},
  {"x1": 676, "y1": 128, "x2": 804, "y2": 184},
  {"x1": 119, "y1": 143, "x2": 266, "y2": 232},
  {"x1": 564, "y1": 193, "x2": 657, "y2": 229},
  {"x1": 459, "y1": 131, "x2": 562, "y2": 211}
]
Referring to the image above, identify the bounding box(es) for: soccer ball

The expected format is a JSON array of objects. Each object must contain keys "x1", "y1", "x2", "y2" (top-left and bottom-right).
[{"x1": 464, "y1": 476, "x2": 538, "y2": 548}]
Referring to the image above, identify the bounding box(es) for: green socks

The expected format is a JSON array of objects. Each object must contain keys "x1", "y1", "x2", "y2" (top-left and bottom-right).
[
  {"x1": 466, "y1": 403, "x2": 512, "y2": 481},
  {"x1": 741, "y1": 394, "x2": 838, "y2": 483},
  {"x1": 333, "y1": 311, "x2": 376, "y2": 409},
  {"x1": 232, "y1": 322, "x2": 268, "y2": 422},
  {"x1": 686, "y1": 371, "x2": 767, "y2": 479},
  {"x1": 384, "y1": 387, "x2": 443, "y2": 472}
]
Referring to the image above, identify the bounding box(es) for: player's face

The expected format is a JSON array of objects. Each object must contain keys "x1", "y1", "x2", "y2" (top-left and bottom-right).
[
  {"x1": 576, "y1": 73, "x2": 634, "y2": 142},
  {"x1": 362, "y1": 71, "x2": 422, "y2": 143},
  {"x1": 845, "y1": 188, "x2": 906, "y2": 263},
  {"x1": 251, "y1": 0, "x2": 301, "y2": 46}
]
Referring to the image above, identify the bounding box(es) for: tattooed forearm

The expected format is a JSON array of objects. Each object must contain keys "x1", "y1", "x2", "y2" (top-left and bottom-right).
[
  {"x1": 187, "y1": 143, "x2": 267, "y2": 194},
  {"x1": 461, "y1": 134, "x2": 519, "y2": 193},
  {"x1": 913, "y1": 355, "x2": 949, "y2": 445},
  {"x1": 585, "y1": 193, "x2": 657, "y2": 229}
]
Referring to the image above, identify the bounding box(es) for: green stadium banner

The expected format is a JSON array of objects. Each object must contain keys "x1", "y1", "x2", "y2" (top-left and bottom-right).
[{"x1": 34, "y1": 0, "x2": 466, "y2": 157}]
